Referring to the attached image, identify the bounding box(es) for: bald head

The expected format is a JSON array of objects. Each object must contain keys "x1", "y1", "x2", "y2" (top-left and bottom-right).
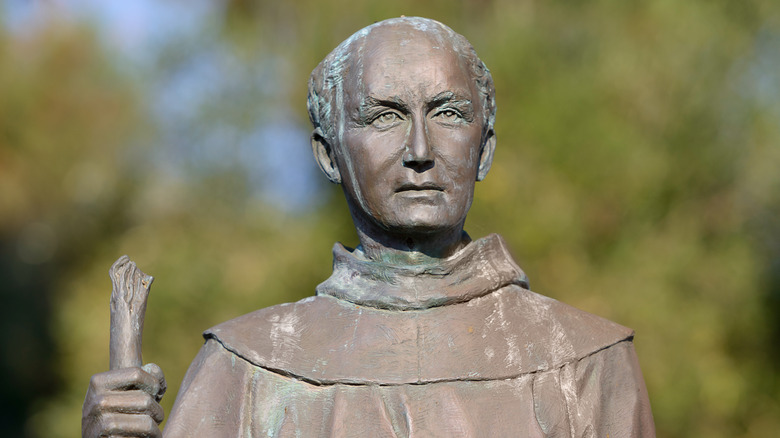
[{"x1": 307, "y1": 17, "x2": 496, "y2": 147}]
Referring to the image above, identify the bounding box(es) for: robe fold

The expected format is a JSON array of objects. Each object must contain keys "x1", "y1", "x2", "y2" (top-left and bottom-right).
[{"x1": 164, "y1": 234, "x2": 655, "y2": 437}]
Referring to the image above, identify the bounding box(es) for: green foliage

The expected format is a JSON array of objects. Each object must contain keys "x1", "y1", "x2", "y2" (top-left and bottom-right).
[{"x1": 2, "y1": 1, "x2": 779, "y2": 437}]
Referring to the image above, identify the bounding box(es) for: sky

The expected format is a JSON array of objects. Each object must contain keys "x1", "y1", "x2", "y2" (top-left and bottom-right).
[{"x1": 3, "y1": 0, "x2": 324, "y2": 212}]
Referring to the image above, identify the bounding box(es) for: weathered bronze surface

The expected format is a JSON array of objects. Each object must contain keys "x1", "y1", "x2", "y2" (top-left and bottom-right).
[
  {"x1": 82, "y1": 256, "x2": 165, "y2": 437},
  {"x1": 83, "y1": 17, "x2": 655, "y2": 437},
  {"x1": 108, "y1": 255, "x2": 154, "y2": 371}
]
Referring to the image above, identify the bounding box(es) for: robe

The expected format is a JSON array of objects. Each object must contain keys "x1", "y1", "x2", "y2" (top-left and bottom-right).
[{"x1": 164, "y1": 234, "x2": 655, "y2": 437}]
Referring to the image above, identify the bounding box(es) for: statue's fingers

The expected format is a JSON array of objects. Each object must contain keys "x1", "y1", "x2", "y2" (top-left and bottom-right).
[
  {"x1": 141, "y1": 363, "x2": 166, "y2": 401},
  {"x1": 87, "y1": 391, "x2": 164, "y2": 425},
  {"x1": 91, "y1": 368, "x2": 162, "y2": 396},
  {"x1": 93, "y1": 391, "x2": 164, "y2": 424},
  {"x1": 92, "y1": 412, "x2": 161, "y2": 438}
]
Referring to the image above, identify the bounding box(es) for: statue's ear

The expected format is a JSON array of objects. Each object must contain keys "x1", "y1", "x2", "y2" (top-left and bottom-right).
[
  {"x1": 476, "y1": 128, "x2": 496, "y2": 181},
  {"x1": 311, "y1": 129, "x2": 342, "y2": 184}
]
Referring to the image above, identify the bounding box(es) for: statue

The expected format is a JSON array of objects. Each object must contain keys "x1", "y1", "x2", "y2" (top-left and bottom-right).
[{"x1": 83, "y1": 17, "x2": 655, "y2": 437}]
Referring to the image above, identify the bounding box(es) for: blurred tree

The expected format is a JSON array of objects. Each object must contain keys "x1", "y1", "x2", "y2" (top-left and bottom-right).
[
  {"x1": 0, "y1": 19, "x2": 151, "y2": 437},
  {"x1": 1, "y1": 1, "x2": 778, "y2": 437}
]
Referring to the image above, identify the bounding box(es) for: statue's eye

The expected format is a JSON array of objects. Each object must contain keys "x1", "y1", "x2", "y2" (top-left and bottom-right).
[
  {"x1": 436, "y1": 109, "x2": 462, "y2": 122},
  {"x1": 372, "y1": 112, "x2": 402, "y2": 128}
]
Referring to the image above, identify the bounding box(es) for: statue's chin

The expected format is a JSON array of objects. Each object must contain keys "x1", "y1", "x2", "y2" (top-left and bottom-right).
[
  {"x1": 374, "y1": 217, "x2": 465, "y2": 241},
  {"x1": 347, "y1": 194, "x2": 469, "y2": 243}
]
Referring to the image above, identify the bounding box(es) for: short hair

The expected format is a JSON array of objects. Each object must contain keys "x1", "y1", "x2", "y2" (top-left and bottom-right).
[{"x1": 307, "y1": 17, "x2": 496, "y2": 146}]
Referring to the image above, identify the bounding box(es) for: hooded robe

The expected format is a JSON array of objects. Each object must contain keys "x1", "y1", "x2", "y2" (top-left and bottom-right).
[{"x1": 164, "y1": 234, "x2": 655, "y2": 437}]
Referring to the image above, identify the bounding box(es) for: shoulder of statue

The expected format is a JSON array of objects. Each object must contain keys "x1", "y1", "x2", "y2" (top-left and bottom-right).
[
  {"x1": 203, "y1": 294, "x2": 342, "y2": 346},
  {"x1": 514, "y1": 285, "x2": 635, "y2": 356},
  {"x1": 200, "y1": 287, "x2": 634, "y2": 385},
  {"x1": 202, "y1": 294, "x2": 370, "y2": 383}
]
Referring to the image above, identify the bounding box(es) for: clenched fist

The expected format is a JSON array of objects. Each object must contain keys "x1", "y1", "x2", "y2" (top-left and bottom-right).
[{"x1": 82, "y1": 363, "x2": 166, "y2": 437}]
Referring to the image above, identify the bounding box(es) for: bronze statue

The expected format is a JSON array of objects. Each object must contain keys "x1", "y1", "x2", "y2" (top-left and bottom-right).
[{"x1": 83, "y1": 17, "x2": 655, "y2": 437}]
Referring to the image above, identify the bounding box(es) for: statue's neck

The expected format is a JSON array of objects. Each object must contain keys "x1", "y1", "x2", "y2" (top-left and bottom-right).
[{"x1": 354, "y1": 221, "x2": 470, "y2": 266}]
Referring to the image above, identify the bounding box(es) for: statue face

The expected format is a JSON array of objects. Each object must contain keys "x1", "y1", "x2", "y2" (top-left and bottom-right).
[{"x1": 328, "y1": 26, "x2": 494, "y2": 236}]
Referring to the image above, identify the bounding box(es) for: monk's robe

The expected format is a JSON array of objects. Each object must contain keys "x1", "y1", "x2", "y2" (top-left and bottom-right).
[{"x1": 164, "y1": 234, "x2": 655, "y2": 437}]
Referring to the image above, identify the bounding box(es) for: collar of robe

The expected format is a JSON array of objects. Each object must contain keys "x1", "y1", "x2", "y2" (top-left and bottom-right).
[
  {"x1": 315, "y1": 233, "x2": 530, "y2": 310},
  {"x1": 205, "y1": 233, "x2": 633, "y2": 385}
]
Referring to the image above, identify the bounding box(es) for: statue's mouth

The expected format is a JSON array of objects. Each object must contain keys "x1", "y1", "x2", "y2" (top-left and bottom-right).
[{"x1": 395, "y1": 182, "x2": 445, "y2": 193}]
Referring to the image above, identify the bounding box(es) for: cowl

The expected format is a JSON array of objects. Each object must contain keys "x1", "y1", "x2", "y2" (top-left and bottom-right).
[{"x1": 316, "y1": 233, "x2": 530, "y2": 310}]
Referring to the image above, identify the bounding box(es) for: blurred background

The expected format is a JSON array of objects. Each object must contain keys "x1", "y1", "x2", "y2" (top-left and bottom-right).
[{"x1": 1, "y1": 0, "x2": 779, "y2": 436}]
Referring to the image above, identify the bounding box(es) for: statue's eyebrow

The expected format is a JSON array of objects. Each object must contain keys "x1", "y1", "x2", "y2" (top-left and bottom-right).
[
  {"x1": 354, "y1": 95, "x2": 409, "y2": 125},
  {"x1": 353, "y1": 92, "x2": 474, "y2": 125},
  {"x1": 427, "y1": 91, "x2": 472, "y2": 110},
  {"x1": 361, "y1": 95, "x2": 409, "y2": 112},
  {"x1": 427, "y1": 91, "x2": 475, "y2": 121}
]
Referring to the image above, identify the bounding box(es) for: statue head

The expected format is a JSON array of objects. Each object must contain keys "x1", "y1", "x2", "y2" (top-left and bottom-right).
[{"x1": 307, "y1": 17, "x2": 496, "y2": 249}]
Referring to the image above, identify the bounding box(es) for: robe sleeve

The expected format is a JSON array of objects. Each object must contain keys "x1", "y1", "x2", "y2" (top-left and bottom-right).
[
  {"x1": 560, "y1": 339, "x2": 655, "y2": 438},
  {"x1": 163, "y1": 338, "x2": 255, "y2": 437}
]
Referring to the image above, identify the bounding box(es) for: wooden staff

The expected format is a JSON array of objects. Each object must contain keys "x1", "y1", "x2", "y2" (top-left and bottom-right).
[{"x1": 108, "y1": 255, "x2": 153, "y2": 370}]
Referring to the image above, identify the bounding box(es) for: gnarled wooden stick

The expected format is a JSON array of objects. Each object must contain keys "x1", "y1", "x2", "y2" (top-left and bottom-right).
[{"x1": 109, "y1": 255, "x2": 153, "y2": 370}]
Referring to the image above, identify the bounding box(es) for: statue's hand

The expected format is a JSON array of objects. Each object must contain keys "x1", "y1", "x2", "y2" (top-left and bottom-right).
[{"x1": 82, "y1": 363, "x2": 166, "y2": 438}]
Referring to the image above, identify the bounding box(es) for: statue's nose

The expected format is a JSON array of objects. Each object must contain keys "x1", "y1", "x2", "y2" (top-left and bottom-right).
[{"x1": 402, "y1": 119, "x2": 434, "y2": 172}]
